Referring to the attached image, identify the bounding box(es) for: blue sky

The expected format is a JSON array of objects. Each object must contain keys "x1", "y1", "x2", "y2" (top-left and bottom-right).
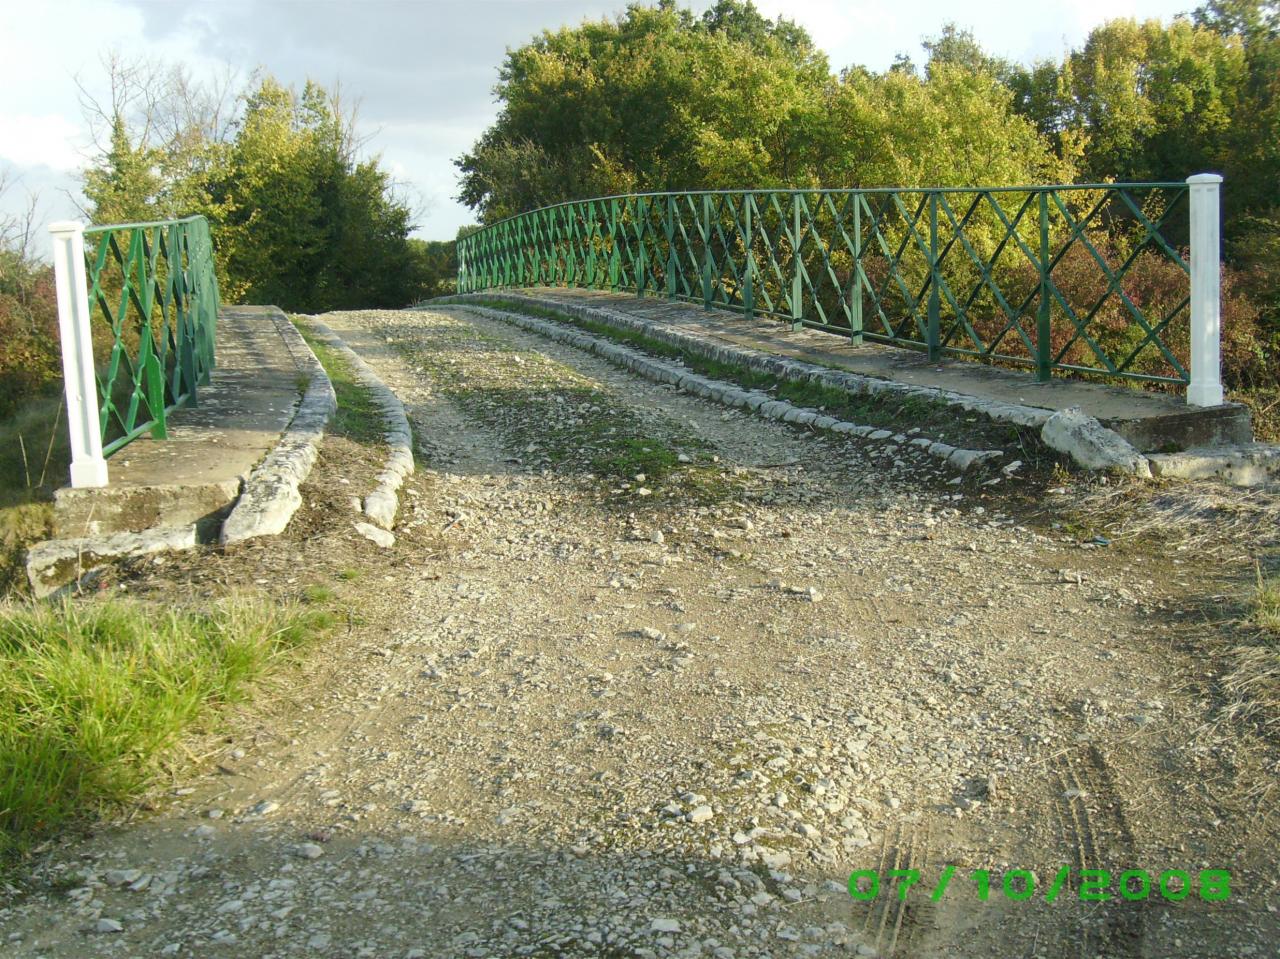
[{"x1": 0, "y1": 0, "x2": 1198, "y2": 251}]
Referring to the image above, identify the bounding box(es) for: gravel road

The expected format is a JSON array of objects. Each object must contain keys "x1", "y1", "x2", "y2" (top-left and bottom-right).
[{"x1": 3, "y1": 305, "x2": 1277, "y2": 959}]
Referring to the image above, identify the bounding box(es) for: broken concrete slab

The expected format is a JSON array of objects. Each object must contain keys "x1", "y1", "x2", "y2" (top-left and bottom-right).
[
  {"x1": 1041, "y1": 407, "x2": 1152, "y2": 477},
  {"x1": 26, "y1": 526, "x2": 197, "y2": 599}
]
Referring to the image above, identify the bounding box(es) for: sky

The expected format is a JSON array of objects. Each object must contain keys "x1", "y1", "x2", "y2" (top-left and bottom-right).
[{"x1": 0, "y1": 0, "x2": 1199, "y2": 253}]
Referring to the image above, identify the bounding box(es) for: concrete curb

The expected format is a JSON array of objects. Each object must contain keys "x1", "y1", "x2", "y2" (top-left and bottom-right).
[
  {"x1": 1149, "y1": 443, "x2": 1280, "y2": 486},
  {"x1": 449, "y1": 292, "x2": 1159, "y2": 477},
  {"x1": 220, "y1": 311, "x2": 336, "y2": 545},
  {"x1": 303, "y1": 318, "x2": 414, "y2": 531},
  {"x1": 435, "y1": 302, "x2": 1005, "y2": 474}
]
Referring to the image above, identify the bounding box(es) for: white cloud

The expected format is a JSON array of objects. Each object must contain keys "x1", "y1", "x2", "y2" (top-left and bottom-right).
[{"x1": 0, "y1": 113, "x2": 84, "y2": 172}]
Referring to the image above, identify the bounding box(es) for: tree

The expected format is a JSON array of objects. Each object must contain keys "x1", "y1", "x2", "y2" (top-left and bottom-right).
[
  {"x1": 0, "y1": 171, "x2": 59, "y2": 418},
  {"x1": 80, "y1": 58, "x2": 431, "y2": 311},
  {"x1": 455, "y1": 0, "x2": 831, "y2": 221},
  {"x1": 214, "y1": 77, "x2": 422, "y2": 311},
  {"x1": 1062, "y1": 18, "x2": 1247, "y2": 182},
  {"x1": 822, "y1": 64, "x2": 1072, "y2": 189}
]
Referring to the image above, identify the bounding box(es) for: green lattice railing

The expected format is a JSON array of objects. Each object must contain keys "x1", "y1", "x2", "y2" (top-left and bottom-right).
[
  {"x1": 81, "y1": 215, "x2": 220, "y2": 455},
  {"x1": 457, "y1": 183, "x2": 1203, "y2": 386}
]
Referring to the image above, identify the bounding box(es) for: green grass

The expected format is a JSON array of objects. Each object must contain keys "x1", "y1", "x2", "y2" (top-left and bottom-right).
[
  {"x1": 591, "y1": 437, "x2": 681, "y2": 481},
  {"x1": 292, "y1": 320, "x2": 385, "y2": 444},
  {"x1": 302, "y1": 582, "x2": 336, "y2": 604},
  {"x1": 1251, "y1": 567, "x2": 1280, "y2": 636},
  {"x1": 439, "y1": 296, "x2": 1041, "y2": 456},
  {"x1": 0, "y1": 596, "x2": 332, "y2": 860}
]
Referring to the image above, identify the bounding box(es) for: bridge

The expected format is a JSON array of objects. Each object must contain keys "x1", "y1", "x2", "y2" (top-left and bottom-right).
[{"x1": 9, "y1": 176, "x2": 1280, "y2": 957}]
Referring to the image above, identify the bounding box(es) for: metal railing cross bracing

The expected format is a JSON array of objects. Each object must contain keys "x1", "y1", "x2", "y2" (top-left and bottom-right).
[{"x1": 457, "y1": 176, "x2": 1225, "y2": 407}]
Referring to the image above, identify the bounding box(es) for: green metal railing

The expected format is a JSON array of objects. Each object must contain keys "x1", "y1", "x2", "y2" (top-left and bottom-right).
[
  {"x1": 458, "y1": 183, "x2": 1199, "y2": 386},
  {"x1": 82, "y1": 215, "x2": 220, "y2": 455}
]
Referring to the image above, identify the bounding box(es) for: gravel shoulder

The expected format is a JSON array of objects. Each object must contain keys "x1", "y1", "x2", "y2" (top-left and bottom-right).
[{"x1": 2, "y1": 306, "x2": 1277, "y2": 959}]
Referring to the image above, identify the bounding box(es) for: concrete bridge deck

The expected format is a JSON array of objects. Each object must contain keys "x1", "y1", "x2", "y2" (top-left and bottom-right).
[{"x1": 465, "y1": 287, "x2": 1252, "y2": 453}]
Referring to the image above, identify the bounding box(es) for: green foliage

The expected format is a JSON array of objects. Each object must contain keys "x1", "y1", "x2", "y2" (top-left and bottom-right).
[
  {"x1": 0, "y1": 596, "x2": 331, "y2": 859},
  {"x1": 456, "y1": 2, "x2": 1070, "y2": 221},
  {"x1": 408, "y1": 237, "x2": 460, "y2": 299},
  {"x1": 0, "y1": 251, "x2": 60, "y2": 420},
  {"x1": 82, "y1": 69, "x2": 431, "y2": 312},
  {"x1": 457, "y1": 1, "x2": 828, "y2": 218},
  {"x1": 1063, "y1": 18, "x2": 1247, "y2": 183},
  {"x1": 823, "y1": 64, "x2": 1074, "y2": 188}
]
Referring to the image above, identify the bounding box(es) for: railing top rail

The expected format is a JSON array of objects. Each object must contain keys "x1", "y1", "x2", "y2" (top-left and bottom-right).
[
  {"x1": 84, "y1": 214, "x2": 211, "y2": 236},
  {"x1": 473, "y1": 182, "x2": 1190, "y2": 232}
]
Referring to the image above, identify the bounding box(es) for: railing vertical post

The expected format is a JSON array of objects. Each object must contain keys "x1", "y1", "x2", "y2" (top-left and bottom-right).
[
  {"x1": 50, "y1": 220, "x2": 108, "y2": 489},
  {"x1": 927, "y1": 192, "x2": 940, "y2": 362},
  {"x1": 173, "y1": 224, "x2": 198, "y2": 408},
  {"x1": 702, "y1": 194, "x2": 713, "y2": 310},
  {"x1": 1187, "y1": 173, "x2": 1224, "y2": 406},
  {"x1": 851, "y1": 194, "x2": 863, "y2": 345},
  {"x1": 1036, "y1": 191, "x2": 1052, "y2": 383},
  {"x1": 791, "y1": 194, "x2": 803, "y2": 331},
  {"x1": 586, "y1": 203, "x2": 597, "y2": 289},
  {"x1": 609, "y1": 199, "x2": 620, "y2": 291},
  {"x1": 665, "y1": 194, "x2": 676, "y2": 299},
  {"x1": 743, "y1": 194, "x2": 754, "y2": 320},
  {"x1": 635, "y1": 196, "x2": 645, "y2": 298}
]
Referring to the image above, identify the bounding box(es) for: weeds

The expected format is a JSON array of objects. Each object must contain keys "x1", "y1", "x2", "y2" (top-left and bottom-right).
[
  {"x1": 293, "y1": 319, "x2": 385, "y2": 444},
  {"x1": 1220, "y1": 565, "x2": 1280, "y2": 734},
  {"x1": 0, "y1": 393, "x2": 69, "y2": 597}
]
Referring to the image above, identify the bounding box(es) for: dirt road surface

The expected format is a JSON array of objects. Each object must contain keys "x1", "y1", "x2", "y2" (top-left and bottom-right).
[{"x1": 3, "y1": 306, "x2": 1277, "y2": 958}]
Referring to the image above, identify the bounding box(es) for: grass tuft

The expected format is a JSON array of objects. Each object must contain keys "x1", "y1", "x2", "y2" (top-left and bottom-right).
[
  {"x1": 0, "y1": 596, "x2": 331, "y2": 859},
  {"x1": 1250, "y1": 566, "x2": 1280, "y2": 636}
]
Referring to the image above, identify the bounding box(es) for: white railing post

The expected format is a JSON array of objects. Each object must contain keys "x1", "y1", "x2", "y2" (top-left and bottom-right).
[
  {"x1": 1187, "y1": 173, "x2": 1224, "y2": 407},
  {"x1": 50, "y1": 220, "x2": 109, "y2": 488}
]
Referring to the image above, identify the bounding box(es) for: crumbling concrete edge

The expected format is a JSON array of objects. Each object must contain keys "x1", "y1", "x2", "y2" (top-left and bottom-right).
[
  {"x1": 302, "y1": 318, "x2": 414, "y2": 531},
  {"x1": 27, "y1": 526, "x2": 198, "y2": 599},
  {"x1": 438, "y1": 302, "x2": 1005, "y2": 474},
  {"x1": 448, "y1": 292, "x2": 1158, "y2": 478},
  {"x1": 220, "y1": 310, "x2": 336, "y2": 545},
  {"x1": 1148, "y1": 442, "x2": 1280, "y2": 487}
]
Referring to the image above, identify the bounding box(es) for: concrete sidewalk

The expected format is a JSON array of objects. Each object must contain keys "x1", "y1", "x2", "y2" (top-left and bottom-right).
[
  {"x1": 486, "y1": 288, "x2": 1251, "y2": 453},
  {"x1": 52, "y1": 307, "x2": 309, "y2": 540}
]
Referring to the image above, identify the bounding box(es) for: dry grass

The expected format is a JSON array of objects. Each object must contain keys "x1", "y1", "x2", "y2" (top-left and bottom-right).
[
  {"x1": 1249, "y1": 565, "x2": 1280, "y2": 635},
  {"x1": 1218, "y1": 566, "x2": 1280, "y2": 734},
  {"x1": 1071, "y1": 479, "x2": 1280, "y2": 737},
  {"x1": 1068, "y1": 478, "x2": 1280, "y2": 559}
]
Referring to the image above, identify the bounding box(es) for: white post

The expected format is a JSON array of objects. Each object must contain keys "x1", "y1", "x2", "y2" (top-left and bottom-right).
[
  {"x1": 50, "y1": 220, "x2": 108, "y2": 488},
  {"x1": 1187, "y1": 173, "x2": 1224, "y2": 407}
]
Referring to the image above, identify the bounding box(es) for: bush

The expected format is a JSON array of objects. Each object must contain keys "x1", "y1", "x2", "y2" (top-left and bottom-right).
[{"x1": 0, "y1": 251, "x2": 61, "y2": 421}]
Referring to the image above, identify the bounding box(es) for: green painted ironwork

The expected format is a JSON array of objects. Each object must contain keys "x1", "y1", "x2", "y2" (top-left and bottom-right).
[
  {"x1": 82, "y1": 215, "x2": 220, "y2": 455},
  {"x1": 457, "y1": 183, "x2": 1195, "y2": 385}
]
